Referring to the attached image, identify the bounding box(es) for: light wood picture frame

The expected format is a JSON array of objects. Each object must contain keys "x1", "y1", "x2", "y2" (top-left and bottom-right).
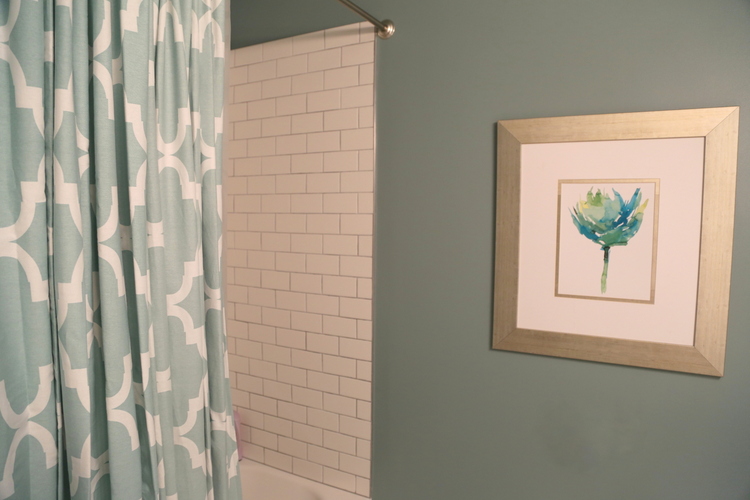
[{"x1": 493, "y1": 107, "x2": 739, "y2": 376}]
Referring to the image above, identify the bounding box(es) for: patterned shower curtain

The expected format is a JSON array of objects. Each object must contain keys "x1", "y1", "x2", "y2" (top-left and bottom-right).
[{"x1": 0, "y1": 0, "x2": 241, "y2": 499}]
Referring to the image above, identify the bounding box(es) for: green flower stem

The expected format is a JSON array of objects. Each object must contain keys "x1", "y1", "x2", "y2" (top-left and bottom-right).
[{"x1": 601, "y1": 246, "x2": 610, "y2": 293}]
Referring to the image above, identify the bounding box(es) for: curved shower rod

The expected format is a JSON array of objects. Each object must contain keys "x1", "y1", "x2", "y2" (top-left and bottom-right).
[{"x1": 334, "y1": 0, "x2": 395, "y2": 39}]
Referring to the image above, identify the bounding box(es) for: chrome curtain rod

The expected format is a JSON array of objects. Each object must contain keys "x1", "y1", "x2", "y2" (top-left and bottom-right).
[{"x1": 334, "y1": 0, "x2": 395, "y2": 39}]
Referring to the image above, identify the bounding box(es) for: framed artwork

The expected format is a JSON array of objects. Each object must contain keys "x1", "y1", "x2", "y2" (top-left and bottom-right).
[{"x1": 492, "y1": 107, "x2": 739, "y2": 376}]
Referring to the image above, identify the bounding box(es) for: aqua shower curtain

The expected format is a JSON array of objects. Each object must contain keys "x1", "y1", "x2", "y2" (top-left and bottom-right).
[{"x1": 0, "y1": 0, "x2": 240, "y2": 498}]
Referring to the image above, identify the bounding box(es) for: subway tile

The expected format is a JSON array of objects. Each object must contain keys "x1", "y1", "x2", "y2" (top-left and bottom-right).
[
  {"x1": 307, "y1": 173, "x2": 340, "y2": 193},
  {"x1": 235, "y1": 120, "x2": 262, "y2": 140},
  {"x1": 356, "y1": 438, "x2": 371, "y2": 460},
  {"x1": 339, "y1": 416, "x2": 371, "y2": 440},
  {"x1": 264, "y1": 414, "x2": 293, "y2": 437},
  {"x1": 250, "y1": 360, "x2": 279, "y2": 383},
  {"x1": 261, "y1": 195, "x2": 291, "y2": 214},
  {"x1": 246, "y1": 98, "x2": 276, "y2": 120},
  {"x1": 340, "y1": 453, "x2": 370, "y2": 479},
  {"x1": 322, "y1": 275, "x2": 358, "y2": 297},
  {"x1": 308, "y1": 408, "x2": 340, "y2": 432},
  {"x1": 306, "y1": 254, "x2": 339, "y2": 275},
  {"x1": 293, "y1": 31, "x2": 325, "y2": 54},
  {"x1": 323, "y1": 430, "x2": 356, "y2": 455},
  {"x1": 248, "y1": 324, "x2": 276, "y2": 344},
  {"x1": 264, "y1": 344, "x2": 292, "y2": 366},
  {"x1": 359, "y1": 21, "x2": 376, "y2": 41},
  {"x1": 291, "y1": 153, "x2": 324, "y2": 173},
  {"x1": 307, "y1": 131, "x2": 340, "y2": 153},
  {"x1": 262, "y1": 155, "x2": 292, "y2": 175},
  {"x1": 322, "y1": 354, "x2": 357, "y2": 378},
  {"x1": 262, "y1": 306, "x2": 291, "y2": 328},
  {"x1": 358, "y1": 148, "x2": 373, "y2": 170},
  {"x1": 275, "y1": 289, "x2": 306, "y2": 311},
  {"x1": 277, "y1": 363, "x2": 307, "y2": 386},
  {"x1": 265, "y1": 450, "x2": 292, "y2": 472},
  {"x1": 308, "y1": 444, "x2": 339, "y2": 469},
  {"x1": 279, "y1": 401, "x2": 308, "y2": 423},
  {"x1": 232, "y1": 388, "x2": 250, "y2": 410},
  {"x1": 323, "y1": 193, "x2": 358, "y2": 214},
  {"x1": 261, "y1": 270, "x2": 291, "y2": 290},
  {"x1": 246, "y1": 250, "x2": 275, "y2": 271},
  {"x1": 228, "y1": 354, "x2": 249, "y2": 375},
  {"x1": 322, "y1": 315, "x2": 358, "y2": 338},
  {"x1": 235, "y1": 44, "x2": 263, "y2": 66},
  {"x1": 342, "y1": 42, "x2": 374, "y2": 66},
  {"x1": 359, "y1": 63, "x2": 374, "y2": 86},
  {"x1": 250, "y1": 393, "x2": 278, "y2": 415},
  {"x1": 279, "y1": 436, "x2": 308, "y2": 460},
  {"x1": 251, "y1": 428, "x2": 278, "y2": 450},
  {"x1": 358, "y1": 236, "x2": 373, "y2": 257},
  {"x1": 307, "y1": 90, "x2": 341, "y2": 112},
  {"x1": 293, "y1": 458, "x2": 323, "y2": 482},
  {"x1": 247, "y1": 137, "x2": 276, "y2": 157},
  {"x1": 236, "y1": 339, "x2": 263, "y2": 361},
  {"x1": 229, "y1": 66, "x2": 248, "y2": 86},
  {"x1": 275, "y1": 253, "x2": 306, "y2": 273},
  {"x1": 276, "y1": 214, "x2": 307, "y2": 233},
  {"x1": 323, "y1": 234, "x2": 358, "y2": 255},
  {"x1": 323, "y1": 151, "x2": 359, "y2": 172},
  {"x1": 291, "y1": 273, "x2": 323, "y2": 294},
  {"x1": 235, "y1": 82, "x2": 262, "y2": 102},
  {"x1": 293, "y1": 422, "x2": 324, "y2": 446},
  {"x1": 306, "y1": 332, "x2": 339, "y2": 355},
  {"x1": 341, "y1": 85, "x2": 373, "y2": 108},
  {"x1": 358, "y1": 105, "x2": 374, "y2": 127},
  {"x1": 247, "y1": 214, "x2": 275, "y2": 232},
  {"x1": 324, "y1": 25, "x2": 360, "y2": 49},
  {"x1": 308, "y1": 48, "x2": 341, "y2": 72},
  {"x1": 237, "y1": 373, "x2": 264, "y2": 394},
  {"x1": 261, "y1": 116, "x2": 291, "y2": 137},
  {"x1": 227, "y1": 140, "x2": 246, "y2": 159},
  {"x1": 357, "y1": 401, "x2": 371, "y2": 421},
  {"x1": 291, "y1": 234, "x2": 323, "y2": 254},
  {"x1": 264, "y1": 380, "x2": 293, "y2": 403},
  {"x1": 291, "y1": 349, "x2": 323, "y2": 371},
  {"x1": 247, "y1": 60, "x2": 277, "y2": 83},
  {"x1": 235, "y1": 157, "x2": 263, "y2": 176},
  {"x1": 290, "y1": 194, "x2": 323, "y2": 214},
  {"x1": 357, "y1": 193, "x2": 373, "y2": 214},
  {"x1": 324, "y1": 393, "x2": 357, "y2": 417},
  {"x1": 236, "y1": 304, "x2": 262, "y2": 324},
  {"x1": 341, "y1": 171, "x2": 373, "y2": 192},
  {"x1": 308, "y1": 371, "x2": 340, "y2": 394},
  {"x1": 263, "y1": 38, "x2": 293, "y2": 61},
  {"x1": 341, "y1": 128, "x2": 374, "y2": 151},
  {"x1": 226, "y1": 178, "x2": 248, "y2": 196},
  {"x1": 246, "y1": 175, "x2": 275, "y2": 194},
  {"x1": 307, "y1": 294, "x2": 339, "y2": 316},
  {"x1": 292, "y1": 113, "x2": 324, "y2": 134},
  {"x1": 276, "y1": 94, "x2": 307, "y2": 116},
  {"x1": 340, "y1": 378, "x2": 370, "y2": 401},
  {"x1": 324, "y1": 108, "x2": 359, "y2": 131},
  {"x1": 292, "y1": 387, "x2": 324, "y2": 411},
  {"x1": 324, "y1": 66, "x2": 359, "y2": 90},
  {"x1": 247, "y1": 287, "x2": 276, "y2": 307},
  {"x1": 292, "y1": 71, "x2": 325, "y2": 94},
  {"x1": 341, "y1": 214, "x2": 372, "y2": 235},
  {"x1": 276, "y1": 134, "x2": 307, "y2": 155},
  {"x1": 340, "y1": 256, "x2": 372, "y2": 278},
  {"x1": 226, "y1": 320, "x2": 249, "y2": 339},
  {"x1": 226, "y1": 284, "x2": 248, "y2": 303},
  {"x1": 276, "y1": 174, "x2": 307, "y2": 194},
  {"x1": 277, "y1": 54, "x2": 308, "y2": 77},
  {"x1": 357, "y1": 278, "x2": 372, "y2": 300},
  {"x1": 291, "y1": 311, "x2": 323, "y2": 333},
  {"x1": 339, "y1": 337, "x2": 371, "y2": 360},
  {"x1": 356, "y1": 360, "x2": 372, "y2": 382},
  {"x1": 262, "y1": 77, "x2": 292, "y2": 99}
]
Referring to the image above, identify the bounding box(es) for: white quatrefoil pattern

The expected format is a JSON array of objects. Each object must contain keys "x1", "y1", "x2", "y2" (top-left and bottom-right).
[{"x1": 0, "y1": 0, "x2": 240, "y2": 498}]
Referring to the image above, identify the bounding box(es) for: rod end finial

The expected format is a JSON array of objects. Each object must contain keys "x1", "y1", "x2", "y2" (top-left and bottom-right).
[{"x1": 378, "y1": 20, "x2": 395, "y2": 39}]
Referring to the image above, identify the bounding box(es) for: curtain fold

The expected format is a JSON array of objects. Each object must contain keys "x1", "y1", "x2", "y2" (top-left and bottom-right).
[{"x1": 0, "y1": 0, "x2": 240, "y2": 498}]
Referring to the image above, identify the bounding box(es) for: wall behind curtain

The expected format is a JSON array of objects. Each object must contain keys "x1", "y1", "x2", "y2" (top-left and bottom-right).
[{"x1": 232, "y1": 1, "x2": 750, "y2": 499}]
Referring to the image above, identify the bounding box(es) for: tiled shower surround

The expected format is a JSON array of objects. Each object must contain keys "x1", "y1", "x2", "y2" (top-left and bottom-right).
[{"x1": 224, "y1": 23, "x2": 375, "y2": 497}]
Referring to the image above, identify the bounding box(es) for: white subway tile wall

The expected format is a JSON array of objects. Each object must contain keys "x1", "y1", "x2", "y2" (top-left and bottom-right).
[{"x1": 227, "y1": 23, "x2": 374, "y2": 498}]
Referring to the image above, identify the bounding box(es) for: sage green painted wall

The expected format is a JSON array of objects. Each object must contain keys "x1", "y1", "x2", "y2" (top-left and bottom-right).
[{"x1": 232, "y1": 1, "x2": 750, "y2": 498}]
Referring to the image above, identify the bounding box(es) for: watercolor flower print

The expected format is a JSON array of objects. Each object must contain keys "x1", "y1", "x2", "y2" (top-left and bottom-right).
[{"x1": 569, "y1": 188, "x2": 649, "y2": 293}]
